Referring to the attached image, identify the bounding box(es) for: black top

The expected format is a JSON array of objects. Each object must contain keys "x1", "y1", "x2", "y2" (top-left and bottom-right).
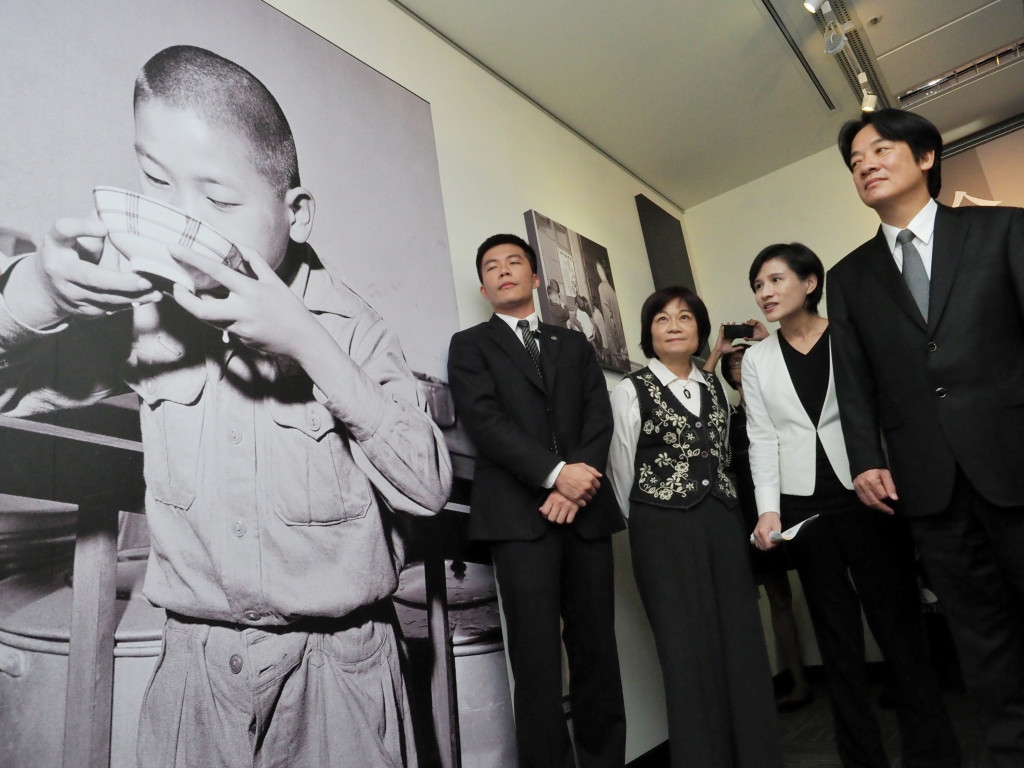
[
  {"x1": 778, "y1": 327, "x2": 830, "y2": 426},
  {"x1": 778, "y1": 328, "x2": 858, "y2": 523}
]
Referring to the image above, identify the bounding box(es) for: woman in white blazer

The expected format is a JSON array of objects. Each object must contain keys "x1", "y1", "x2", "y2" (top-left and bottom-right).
[{"x1": 743, "y1": 243, "x2": 958, "y2": 768}]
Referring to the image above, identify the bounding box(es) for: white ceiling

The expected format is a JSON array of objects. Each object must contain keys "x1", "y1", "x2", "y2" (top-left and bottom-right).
[{"x1": 392, "y1": 0, "x2": 1024, "y2": 210}]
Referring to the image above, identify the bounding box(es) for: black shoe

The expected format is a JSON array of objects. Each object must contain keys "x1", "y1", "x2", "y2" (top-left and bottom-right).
[{"x1": 776, "y1": 691, "x2": 814, "y2": 713}]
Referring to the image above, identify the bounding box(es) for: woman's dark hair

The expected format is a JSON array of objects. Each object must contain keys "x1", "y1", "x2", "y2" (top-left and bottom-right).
[
  {"x1": 747, "y1": 243, "x2": 825, "y2": 314},
  {"x1": 720, "y1": 343, "x2": 749, "y2": 391},
  {"x1": 837, "y1": 108, "x2": 942, "y2": 199},
  {"x1": 639, "y1": 286, "x2": 711, "y2": 360}
]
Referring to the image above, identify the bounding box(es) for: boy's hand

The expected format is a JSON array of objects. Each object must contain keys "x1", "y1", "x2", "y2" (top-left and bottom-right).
[
  {"x1": 8, "y1": 217, "x2": 160, "y2": 323},
  {"x1": 168, "y1": 244, "x2": 321, "y2": 359}
]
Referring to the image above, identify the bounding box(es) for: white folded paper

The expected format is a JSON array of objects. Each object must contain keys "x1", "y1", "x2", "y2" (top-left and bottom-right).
[{"x1": 750, "y1": 514, "x2": 820, "y2": 544}]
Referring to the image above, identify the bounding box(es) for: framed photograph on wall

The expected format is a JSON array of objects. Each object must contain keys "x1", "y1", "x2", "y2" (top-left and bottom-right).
[{"x1": 524, "y1": 210, "x2": 629, "y2": 372}]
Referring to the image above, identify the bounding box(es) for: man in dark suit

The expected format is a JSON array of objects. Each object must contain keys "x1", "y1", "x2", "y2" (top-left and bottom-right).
[
  {"x1": 448, "y1": 234, "x2": 626, "y2": 768},
  {"x1": 828, "y1": 108, "x2": 1024, "y2": 767}
]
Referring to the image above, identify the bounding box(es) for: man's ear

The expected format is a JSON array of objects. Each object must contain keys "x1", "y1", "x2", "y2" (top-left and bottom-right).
[
  {"x1": 918, "y1": 150, "x2": 936, "y2": 172},
  {"x1": 532, "y1": 273, "x2": 541, "y2": 290},
  {"x1": 285, "y1": 187, "x2": 315, "y2": 243}
]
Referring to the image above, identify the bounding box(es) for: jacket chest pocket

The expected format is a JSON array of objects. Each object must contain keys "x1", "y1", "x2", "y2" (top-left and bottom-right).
[
  {"x1": 269, "y1": 399, "x2": 372, "y2": 525},
  {"x1": 135, "y1": 370, "x2": 206, "y2": 511}
]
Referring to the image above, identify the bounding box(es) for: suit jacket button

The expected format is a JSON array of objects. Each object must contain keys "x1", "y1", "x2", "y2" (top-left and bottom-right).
[
  {"x1": 935, "y1": 387, "x2": 947, "y2": 398},
  {"x1": 926, "y1": 341, "x2": 937, "y2": 352}
]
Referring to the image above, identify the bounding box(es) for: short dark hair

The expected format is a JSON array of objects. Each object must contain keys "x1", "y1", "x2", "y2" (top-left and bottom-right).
[
  {"x1": 838, "y1": 108, "x2": 942, "y2": 199},
  {"x1": 475, "y1": 234, "x2": 537, "y2": 282},
  {"x1": 720, "y1": 344, "x2": 749, "y2": 391},
  {"x1": 639, "y1": 286, "x2": 711, "y2": 360},
  {"x1": 748, "y1": 243, "x2": 825, "y2": 314},
  {"x1": 134, "y1": 45, "x2": 300, "y2": 198}
]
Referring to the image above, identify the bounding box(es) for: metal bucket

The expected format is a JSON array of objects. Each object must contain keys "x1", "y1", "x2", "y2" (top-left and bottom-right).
[
  {"x1": 0, "y1": 556, "x2": 163, "y2": 768},
  {"x1": 395, "y1": 560, "x2": 517, "y2": 768},
  {"x1": 0, "y1": 495, "x2": 77, "y2": 579}
]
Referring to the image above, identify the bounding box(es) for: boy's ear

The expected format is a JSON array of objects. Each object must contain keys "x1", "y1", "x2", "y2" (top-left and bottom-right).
[{"x1": 284, "y1": 187, "x2": 315, "y2": 243}]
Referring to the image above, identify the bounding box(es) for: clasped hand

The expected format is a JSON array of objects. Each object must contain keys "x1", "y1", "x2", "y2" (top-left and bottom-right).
[{"x1": 554, "y1": 462, "x2": 602, "y2": 505}]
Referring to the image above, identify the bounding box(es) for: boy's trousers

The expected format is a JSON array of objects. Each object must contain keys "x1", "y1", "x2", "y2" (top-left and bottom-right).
[{"x1": 137, "y1": 609, "x2": 417, "y2": 768}]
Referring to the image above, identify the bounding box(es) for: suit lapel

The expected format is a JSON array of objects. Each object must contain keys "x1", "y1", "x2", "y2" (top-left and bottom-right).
[
  {"x1": 864, "y1": 228, "x2": 927, "y2": 330},
  {"x1": 487, "y1": 315, "x2": 545, "y2": 392},
  {"x1": 928, "y1": 205, "x2": 966, "y2": 333}
]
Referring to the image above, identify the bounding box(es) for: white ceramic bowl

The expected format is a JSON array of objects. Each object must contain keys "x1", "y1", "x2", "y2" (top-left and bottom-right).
[{"x1": 93, "y1": 186, "x2": 247, "y2": 293}]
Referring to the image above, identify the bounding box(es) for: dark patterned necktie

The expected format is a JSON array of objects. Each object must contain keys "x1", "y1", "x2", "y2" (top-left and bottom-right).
[
  {"x1": 517, "y1": 319, "x2": 543, "y2": 376},
  {"x1": 897, "y1": 228, "x2": 929, "y2": 321}
]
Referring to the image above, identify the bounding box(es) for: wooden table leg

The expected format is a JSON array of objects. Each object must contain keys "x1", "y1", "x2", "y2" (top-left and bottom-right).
[
  {"x1": 424, "y1": 521, "x2": 461, "y2": 768},
  {"x1": 63, "y1": 505, "x2": 119, "y2": 768}
]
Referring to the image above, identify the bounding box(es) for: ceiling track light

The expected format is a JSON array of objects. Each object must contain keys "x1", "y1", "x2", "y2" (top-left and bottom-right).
[
  {"x1": 824, "y1": 19, "x2": 847, "y2": 55},
  {"x1": 857, "y1": 70, "x2": 878, "y2": 111},
  {"x1": 803, "y1": 0, "x2": 824, "y2": 13}
]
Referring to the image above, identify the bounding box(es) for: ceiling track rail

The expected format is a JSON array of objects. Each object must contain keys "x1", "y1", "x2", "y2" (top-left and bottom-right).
[
  {"x1": 760, "y1": 0, "x2": 836, "y2": 111},
  {"x1": 944, "y1": 110, "x2": 1024, "y2": 158},
  {"x1": 816, "y1": 0, "x2": 890, "y2": 110}
]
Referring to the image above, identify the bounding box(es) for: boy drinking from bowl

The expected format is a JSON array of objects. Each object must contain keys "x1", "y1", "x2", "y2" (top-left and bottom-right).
[{"x1": 0, "y1": 45, "x2": 451, "y2": 768}]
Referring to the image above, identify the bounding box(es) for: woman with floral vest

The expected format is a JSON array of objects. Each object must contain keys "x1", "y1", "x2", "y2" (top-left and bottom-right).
[{"x1": 609, "y1": 286, "x2": 782, "y2": 768}]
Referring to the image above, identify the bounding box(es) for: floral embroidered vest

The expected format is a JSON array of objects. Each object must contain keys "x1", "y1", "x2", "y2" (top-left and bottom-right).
[{"x1": 627, "y1": 366, "x2": 738, "y2": 510}]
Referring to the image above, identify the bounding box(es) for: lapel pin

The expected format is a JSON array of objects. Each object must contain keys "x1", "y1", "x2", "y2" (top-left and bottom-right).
[{"x1": 549, "y1": 335, "x2": 557, "y2": 341}]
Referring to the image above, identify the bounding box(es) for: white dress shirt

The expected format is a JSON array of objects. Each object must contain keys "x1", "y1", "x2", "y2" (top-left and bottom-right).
[
  {"x1": 495, "y1": 311, "x2": 539, "y2": 342},
  {"x1": 881, "y1": 197, "x2": 937, "y2": 278},
  {"x1": 608, "y1": 358, "x2": 706, "y2": 517}
]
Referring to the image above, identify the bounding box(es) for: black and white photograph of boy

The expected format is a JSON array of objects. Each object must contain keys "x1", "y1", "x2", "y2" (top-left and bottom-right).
[{"x1": 0, "y1": 2, "x2": 461, "y2": 766}]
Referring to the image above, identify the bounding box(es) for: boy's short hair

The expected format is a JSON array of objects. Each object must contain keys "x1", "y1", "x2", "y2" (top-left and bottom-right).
[
  {"x1": 475, "y1": 234, "x2": 537, "y2": 282},
  {"x1": 837, "y1": 108, "x2": 943, "y2": 199},
  {"x1": 638, "y1": 286, "x2": 711, "y2": 360},
  {"x1": 134, "y1": 45, "x2": 300, "y2": 197}
]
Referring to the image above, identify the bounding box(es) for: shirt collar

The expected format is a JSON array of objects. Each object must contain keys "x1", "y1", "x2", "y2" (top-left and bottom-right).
[
  {"x1": 294, "y1": 243, "x2": 372, "y2": 318},
  {"x1": 881, "y1": 197, "x2": 937, "y2": 254},
  {"x1": 495, "y1": 312, "x2": 538, "y2": 333},
  {"x1": 648, "y1": 357, "x2": 706, "y2": 387}
]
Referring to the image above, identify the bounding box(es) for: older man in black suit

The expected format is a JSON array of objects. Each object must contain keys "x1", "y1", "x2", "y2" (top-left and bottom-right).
[
  {"x1": 828, "y1": 108, "x2": 1024, "y2": 767},
  {"x1": 448, "y1": 234, "x2": 626, "y2": 768}
]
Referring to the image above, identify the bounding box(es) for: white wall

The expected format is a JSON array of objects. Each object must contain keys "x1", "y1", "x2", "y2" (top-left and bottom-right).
[
  {"x1": 683, "y1": 145, "x2": 880, "y2": 325},
  {"x1": 263, "y1": 0, "x2": 678, "y2": 757}
]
